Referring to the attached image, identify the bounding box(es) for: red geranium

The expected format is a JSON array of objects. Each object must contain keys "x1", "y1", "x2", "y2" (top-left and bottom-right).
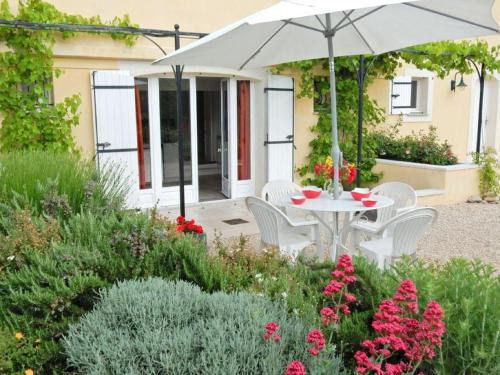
[{"x1": 176, "y1": 216, "x2": 204, "y2": 234}]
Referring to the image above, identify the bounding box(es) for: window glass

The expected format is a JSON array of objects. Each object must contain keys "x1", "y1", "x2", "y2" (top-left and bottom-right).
[
  {"x1": 159, "y1": 78, "x2": 192, "y2": 187},
  {"x1": 134, "y1": 78, "x2": 152, "y2": 189},
  {"x1": 237, "y1": 80, "x2": 251, "y2": 180}
]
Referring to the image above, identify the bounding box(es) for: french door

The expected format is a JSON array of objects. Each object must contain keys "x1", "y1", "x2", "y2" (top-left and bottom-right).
[{"x1": 220, "y1": 79, "x2": 231, "y2": 198}]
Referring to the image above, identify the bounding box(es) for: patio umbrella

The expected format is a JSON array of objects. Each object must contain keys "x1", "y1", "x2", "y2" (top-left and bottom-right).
[{"x1": 155, "y1": 0, "x2": 498, "y2": 199}]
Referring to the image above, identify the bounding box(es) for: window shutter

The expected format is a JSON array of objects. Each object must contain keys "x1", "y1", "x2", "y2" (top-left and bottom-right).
[
  {"x1": 266, "y1": 75, "x2": 294, "y2": 182},
  {"x1": 391, "y1": 76, "x2": 417, "y2": 113},
  {"x1": 91, "y1": 70, "x2": 140, "y2": 208}
]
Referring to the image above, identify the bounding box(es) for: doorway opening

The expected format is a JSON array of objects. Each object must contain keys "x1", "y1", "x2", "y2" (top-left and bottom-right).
[{"x1": 196, "y1": 77, "x2": 226, "y2": 201}]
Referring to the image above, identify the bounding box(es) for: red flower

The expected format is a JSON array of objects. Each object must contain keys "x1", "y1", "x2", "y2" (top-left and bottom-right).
[
  {"x1": 176, "y1": 216, "x2": 185, "y2": 225},
  {"x1": 320, "y1": 307, "x2": 339, "y2": 326},
  {"x1": 284, "y1": 360, "x2": 306, "y2": 375},
  {"x1": 323, "y1": 280, "x2": 344, "y2": 297},
  {"x1": 355, "y1": 280, "x2": 445, "y2": 375},
  {"x1": 263, "y1": 321, "x2": 281, "y2": 342},
  {"x1": 307, "y1": 329, "x2": 325, "y2": 356}
]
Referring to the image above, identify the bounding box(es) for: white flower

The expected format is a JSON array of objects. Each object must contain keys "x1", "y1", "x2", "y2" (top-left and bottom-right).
[
  {"x1": 6, "y1": 255, "x2": 15, "y2": 261},
  {"x1": 255, "y1": 274, "x2": 264, "y2": 283},
  {"x1": 281, "y1": 292, "x2": 288, "y2": 299},
  {"x1": 271, "y1": 276, "x2": 277, "y2": 282},
  {"x1": 256, "y1": 293, "x2": 264, "y2": 297}
]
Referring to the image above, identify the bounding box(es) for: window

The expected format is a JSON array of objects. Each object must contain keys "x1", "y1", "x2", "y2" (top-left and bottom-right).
[
  {"x1": 390, "y1": 75, "x2": 432, "y2": 119},
  {"x1": 19, "y1": 79, "x2": 54, "y2": 106},
  {"x1": 313, "y1": 77, "x2": 329, "y2": 113}
]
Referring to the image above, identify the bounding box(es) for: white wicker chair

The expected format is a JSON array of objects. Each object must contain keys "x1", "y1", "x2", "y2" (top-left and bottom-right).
[
  {"x1": 359, "y1": 207, "x2": 437, "y2": 270},
  {"x1": 349, "y1": 182, "x2": 418, "y2": 247},
  {"x1": 246, "y1": 197, "x2": 321, "y2": 260}
]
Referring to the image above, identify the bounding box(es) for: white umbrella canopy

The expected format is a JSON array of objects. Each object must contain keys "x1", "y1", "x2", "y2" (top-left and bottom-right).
[
  {"x1": 155, "y1": 0, "x2": 499, "y2": 199},
  {"x1": 155, "y1": 0, "x2": 498, "y2": 69}
]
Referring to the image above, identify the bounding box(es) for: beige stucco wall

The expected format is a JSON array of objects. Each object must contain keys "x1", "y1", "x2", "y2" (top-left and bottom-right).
[
  {"x1": 373, "y1": 160, "x2": 480, "y2": 204},
  {"x1": 53, "y1": 58, "x2": 118, "y2": 157}
]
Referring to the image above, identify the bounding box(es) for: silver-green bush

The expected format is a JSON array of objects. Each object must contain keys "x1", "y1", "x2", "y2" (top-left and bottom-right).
[{"x1": 64, "y1": 278, "x2": 340, "y2": 374}]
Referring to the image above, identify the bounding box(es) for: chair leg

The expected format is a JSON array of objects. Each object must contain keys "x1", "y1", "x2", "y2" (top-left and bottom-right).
[{"x1": 313, "y1": 224, "x2": 323, "y2": 260}]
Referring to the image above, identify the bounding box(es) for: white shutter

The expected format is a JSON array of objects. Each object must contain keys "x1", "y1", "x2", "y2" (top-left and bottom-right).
[
  {"x1": 91, "y1": 70, "x2": 139, "y2": 208},
  {"x1": 266, "y1": 75, "x2": 294, "y2": 182},
  {"x1": 391, "y1": 76, "x2": 414, "y2": 113}
]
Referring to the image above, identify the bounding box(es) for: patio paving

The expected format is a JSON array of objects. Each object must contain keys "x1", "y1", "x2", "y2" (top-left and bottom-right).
[
  {"x1": 160, "y1": 198, "x2": 259, "y2": 242},
  {"x1": 161, "y1": 199, "x2": 500, "y2": 269}
]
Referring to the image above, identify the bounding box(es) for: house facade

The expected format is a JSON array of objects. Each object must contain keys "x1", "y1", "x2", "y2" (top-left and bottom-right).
[{"x1": 2, "y1": 0, "x2": 500, "y2": 207}]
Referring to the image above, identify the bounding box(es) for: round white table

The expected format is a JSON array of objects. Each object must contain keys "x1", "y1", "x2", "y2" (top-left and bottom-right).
[{"x1": 286, "y1": 191, "x2": 394, "y2": 261}]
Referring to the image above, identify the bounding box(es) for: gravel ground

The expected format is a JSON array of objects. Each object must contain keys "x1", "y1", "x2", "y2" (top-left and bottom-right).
[
  {"x1": 213, "y1": 203, "x2": 500, "y2": 269},
  {"x1": 417, "y1": 202, "x2": 500, "y2": 268}
]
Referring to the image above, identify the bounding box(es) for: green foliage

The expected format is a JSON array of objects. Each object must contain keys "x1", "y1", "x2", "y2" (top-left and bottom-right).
[
  {"x1": 472, "y1": 147, "x2": 500, "y2": 199},
  {"x1": 402, "y1": 40, "x2": 500, "y2": 79},
  {"x1": 64, "y1": 278, "x2": 342, "y2": 375},
  {"x1": 0, "y1": 0, "x2": 137, "y2": 151},
  {"x1": 370, "y1": 124, "x2": 458, "y2": 165},
  {"x1": 0, "y1": 150, "x2": 127, "y2": 215},
  {"x1": 277, "y1": 56, "x2": 401, "y2": 186},
  {"x1": 385, "y1": 257, "x2": 500, "y2": 375}
]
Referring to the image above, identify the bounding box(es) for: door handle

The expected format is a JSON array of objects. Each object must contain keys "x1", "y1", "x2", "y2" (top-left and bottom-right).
[{"x1": 97, "y1": 142, "x2": 111, "y2": 149}]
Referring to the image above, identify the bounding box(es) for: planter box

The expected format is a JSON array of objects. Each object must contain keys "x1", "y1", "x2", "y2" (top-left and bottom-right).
[{"x1": 373, "y1": 159, "x2": 480, "y2": 204}]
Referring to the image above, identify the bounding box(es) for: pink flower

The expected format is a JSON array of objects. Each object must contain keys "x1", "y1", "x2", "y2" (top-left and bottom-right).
[
  {"x1": 284, "y1": 360, "x2": 306, "y2": 375},
  {"x1": 344, "y1": 292, "x2": 357, "y2": 303},
  {"x1": 307, "y1": 329, "x2": 325, "y2": 356},
  {"x1": 263, "y1": 321, "x2": 280, "y2": 342},
  {"x1": 320, "y1": 307, "x2": 339, "y2": 326},
  {"x1": 355, "y1": 280, "x2": 446, "y2": 375},
  {"x1": 323, "y1": 280, "x2": 344, "y2": 297}
]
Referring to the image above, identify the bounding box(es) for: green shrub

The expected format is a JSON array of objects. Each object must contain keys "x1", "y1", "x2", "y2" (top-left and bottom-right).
[
  {"x1": 371, "y1": 124, "x2": 458, "y2": 165},
  {"x1": 384, "y1": 257, "x2": 500, "y2": 375},
  {"x1": 64, "y1": 278, "x2": 344, "y2": 375},
  {"x1": 0, "y1": 150, "x2": 127, "y2": 214},
  {"x1": 472, "y1": 147, "x2": 500, "y2": 199}
]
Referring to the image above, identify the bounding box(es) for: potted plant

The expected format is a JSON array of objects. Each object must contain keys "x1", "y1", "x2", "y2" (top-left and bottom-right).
[{"x1": 314, "y1": 156, "x2": 357, "y2": 197}]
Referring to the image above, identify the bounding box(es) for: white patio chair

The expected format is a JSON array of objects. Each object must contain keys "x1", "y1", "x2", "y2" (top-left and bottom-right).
[
  {"x1": 246, "y1": 196, "x2": 322, "y2": 260},
  {"x1": 359, "y1": 207, "x2": 437, "y2": 270},
  {"x1": 348, "y1": 182, "x2": 418, "y2": 247},
  {"x1": 261, "y1": 180, "x2": 303, "y2": 207}
]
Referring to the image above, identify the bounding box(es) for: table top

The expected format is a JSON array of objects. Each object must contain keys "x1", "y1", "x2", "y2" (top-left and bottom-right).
[{"x1": 285, "y1": 191, "x2": 394, "y2": 213}]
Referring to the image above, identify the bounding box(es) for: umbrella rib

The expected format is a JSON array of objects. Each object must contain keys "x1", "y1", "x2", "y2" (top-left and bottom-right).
[
  {"x1": 403, "y1": 3, "x2": 498, "y2": 33},
  {"x1": 284, "y1": 20, "x2": 324, "y2": 34},
  {"x1": 332, "y1": 9, "x2": 355, "y2": 33},
  {"x1": 315, "y1": 15, "x2": 327, "y2": 30},
  {"x1": 342, "y1": 11, "x2": 375, "y2": 54},
  {"x1": 239, "y1": 22, "x2": 288, "y2": 70},
  {"x1": 336, "y1": 6, "x2": 386, "y2": 32}
]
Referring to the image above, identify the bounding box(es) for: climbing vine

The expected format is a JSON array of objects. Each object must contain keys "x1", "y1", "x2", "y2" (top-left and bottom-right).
[
  {"x1": 276, "y1": 53, "x2": 402, "y2": 185},
  {"x1": 0, "y1": 0, "x2": 138, "y2": 152},
  {"x1": 279, "y1": 40, "x2": 500, "y2": 186}
]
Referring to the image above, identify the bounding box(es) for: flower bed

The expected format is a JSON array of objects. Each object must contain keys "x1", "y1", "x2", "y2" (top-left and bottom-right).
[{"x1": 0, "y1": 151, "x2": 498, "y2": 374}]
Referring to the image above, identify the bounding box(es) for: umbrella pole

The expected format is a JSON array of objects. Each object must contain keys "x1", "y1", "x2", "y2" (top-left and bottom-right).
[{"x1": 325, "y1": 15, "x2": 341, "y2": 200}]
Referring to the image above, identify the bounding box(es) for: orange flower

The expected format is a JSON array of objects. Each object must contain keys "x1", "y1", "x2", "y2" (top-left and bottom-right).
[
  {"x1": 15, "y1": 332, "x2": 24, "y2": 340},
  {"x1": 25, "y1": 370, "x2": 34, "y2": 375}
]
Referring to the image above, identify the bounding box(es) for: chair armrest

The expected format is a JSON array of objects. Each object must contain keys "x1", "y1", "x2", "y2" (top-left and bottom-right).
[{"x1": 289, "y1": 220, "x2": 319, "y2": 228}]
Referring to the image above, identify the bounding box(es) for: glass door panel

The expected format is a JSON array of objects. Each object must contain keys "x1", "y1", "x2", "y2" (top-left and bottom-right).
[
  {"x1": 158, "y1": 78, "x2": 192, "y2": 187},
  {"x1": 221, "y1": 79, "x2": 230, "y2": 197},
  {"x1": 134, "y1": 78, "x2": 152, "y2": 189}
]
